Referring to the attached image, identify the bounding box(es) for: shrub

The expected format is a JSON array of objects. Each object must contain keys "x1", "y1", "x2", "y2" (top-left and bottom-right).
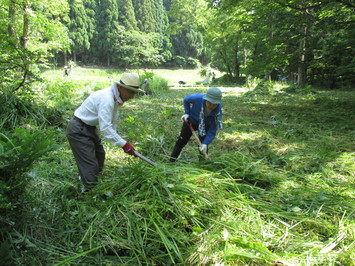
[
  {"x1": 0, "y1": 89, "x2": 64, "y2": 129},
  {"x1": 185, "y1": 57, "x2": 201, "y2": 69},
  {"x1": 282, "y1": 84, "x2": 317, "y2": 94},
  {"x1": 140, "y1": 71, "x2": 169, "y2": 95},
  {"x1": 0, "y1": 128, "x2": 58, "y2": 228},
  {"x1": 174, "y1": 56, "x2": 186, "y2": 68},
  {"x1": 242, "y1": 80, "x2": 275, "y2": 101}
]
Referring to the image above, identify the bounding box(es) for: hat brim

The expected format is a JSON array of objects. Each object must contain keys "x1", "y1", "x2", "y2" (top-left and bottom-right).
[
  {"x1": 203, "y1": 95, "x2": 221, "y2": 104},
  {"x1": 114, "y1": 81, "x2": 145, "y2": 93}
]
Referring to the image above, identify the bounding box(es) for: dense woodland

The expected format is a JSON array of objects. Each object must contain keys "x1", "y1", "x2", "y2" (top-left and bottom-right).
[
  {"x1": 0, "y1": 0, "x2": 354, "y2": 265},
  {"x1": 1, "y1": 0, "x2": 354, "y2": 89}
]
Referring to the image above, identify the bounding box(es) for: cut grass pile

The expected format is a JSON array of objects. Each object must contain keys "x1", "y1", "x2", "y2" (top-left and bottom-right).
[{"x1": 3, "y1": 68, "x2": 354, "y2": 265}]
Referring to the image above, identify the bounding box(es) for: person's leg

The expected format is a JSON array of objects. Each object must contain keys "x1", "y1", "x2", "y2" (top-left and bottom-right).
[
  {"x1": 93, "y1": 128, "x2": 105, "y2": 173},
  {"x1": 170, "y1": 122, "x2": 193, "y2": 162},
  {"x1": 66, "y1": 119, "x2": 101, "y2": 189}
]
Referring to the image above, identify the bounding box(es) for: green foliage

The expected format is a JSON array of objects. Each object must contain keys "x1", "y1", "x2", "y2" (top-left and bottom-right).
[
  {"x1": 200, "y1": 0, "x2": 355, "y2": 88},
  {"x1": 242, "y1": 80, "x2": 275, "y2": 102},
  {"x1": 67, "y1": 0, "x2": 96, "y2": 54},
  {"x1": 0, "y1": 0, "x2": 69, "y2": 92},
  {"x1": 282, "y1": 84, "x2": 317, "y2": 94},
  {"x1": 39, "y1": 78, "x2": 79, "y2": 111},
  {"x1": 118, "y1": 0, "x2": 138, "y2": 31},
  {"x1": 0, "y1": 128, "x2": 58, "y2": 227},
  {"x1": 145, "y1": 76, "x2": 169, "y2": 95},
  {"x1": 111, "y1": 29, "x2": 169, "y2": 68},
  {"x1": 3, "y1": 69, "x2": 354, "y2": 265},
  {"x1": 0, "y1": 89, "x2": 64, "y2": 129},
  {"x1": 185, "y1": 57, "x2": 201, "y2": 69},
  {"x1": 140, "y1": 71, "x2": 169, "y2": 95},
  {"x1": 91, "y1": 0, "x2": 119, "y2": 65}
]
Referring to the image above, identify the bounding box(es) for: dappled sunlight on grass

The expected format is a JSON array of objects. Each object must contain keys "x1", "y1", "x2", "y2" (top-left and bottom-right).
[{"x1": 3, "y1": 69, "x2": 353, "y2": 265}]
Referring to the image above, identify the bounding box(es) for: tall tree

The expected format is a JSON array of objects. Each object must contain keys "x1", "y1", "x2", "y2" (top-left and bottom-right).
[
  {"x1": 118, "y1": 0, "x2": 138, "y2": 31},
  {"x1": 133, "y1": 0, "x2": 156, "y2": 33},
  {"x1": 153, "y1": 0, "x2": 169, "y2": 34},
  {"x1": 67, "y1": 0, "x2": 96, "y2": 63},
  {"x1": 92, "y1": 0, "x2": 119, "y2": 66},
  {"x1": 168, "y1": 0, "x2": 207, "y2": 64},
  {"x1": 203, "y1": 0, "x2": 354, "y2": 87},
  {"x1": 0, "y1": 0, "x2": 69, "y2": 91}
]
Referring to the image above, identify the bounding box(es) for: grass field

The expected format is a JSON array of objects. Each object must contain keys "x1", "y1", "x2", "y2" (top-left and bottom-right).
[{"x1": 4, "y1": 68, "x2": 354, "y2": 265}]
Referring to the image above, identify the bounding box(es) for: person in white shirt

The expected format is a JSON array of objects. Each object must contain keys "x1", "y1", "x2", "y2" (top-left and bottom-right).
[{"x1": 66, "y1": 73, "x2": 146, "y2": 191}]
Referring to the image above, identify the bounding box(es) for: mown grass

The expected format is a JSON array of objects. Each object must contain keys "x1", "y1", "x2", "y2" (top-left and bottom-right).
[{"x1": 4, "y1": 68, "x2": 354, "y2": 265}]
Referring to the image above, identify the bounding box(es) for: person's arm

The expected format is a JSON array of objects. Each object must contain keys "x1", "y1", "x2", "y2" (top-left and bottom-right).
[
  {"x1": 182, "y1": 94, "x2": 197, "y2": 115},
  {"x1": 202, "y1": 109, "x2": 223, "y2": 145},
  {"x1": 202, "y1": 125, "x2": 217, "y2": 145}
]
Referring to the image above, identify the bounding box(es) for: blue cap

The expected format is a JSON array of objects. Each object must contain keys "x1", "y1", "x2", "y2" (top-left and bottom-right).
[{"x1": 203, "y1": 87, "x2": 222, "y2": 104}]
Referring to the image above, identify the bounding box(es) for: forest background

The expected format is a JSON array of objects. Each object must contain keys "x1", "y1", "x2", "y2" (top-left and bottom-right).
[
  {"x1": 0, "y1": 0, "x2": 354, "y2": 265},
  {"x1": 1, "y1": 0, "x2": 354, "y2": 89}
]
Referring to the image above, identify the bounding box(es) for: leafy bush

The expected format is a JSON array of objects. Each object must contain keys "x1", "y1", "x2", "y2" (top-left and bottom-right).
[
  {"x1": 0, "y1": 89, "x2": 63, "y2": 129},
  {"x1": 174, "y1": 56, "x2": 186, "y2": 67},
  {"x1": 282, "y1": 84, "x2": 317, "y2": 94},
  {"x1": 0, "y1": 128, "x2": 58, "y2": 227},
  {"x1": 213, "y1": 73, "x2": 238, "y2": 86},
  {"x1": 185, "y1": 57, "x2": 201, "y2": 69},
  {"x1": 242, "y1": 80, "x2": 274, "y2": 101},
  {"x1": 198, "y1": 68, "x2": 207, "y2": 77},
  {"x1": 39, "y1": 78, "x2": 78, "y2": 110},
  {"x1": 140, "y1": 71, "x2": 169, "y2": 95}
]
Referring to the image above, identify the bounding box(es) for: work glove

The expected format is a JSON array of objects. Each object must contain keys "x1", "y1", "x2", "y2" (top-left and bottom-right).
[
  {"x1": 181, "y1": 114, "x2": 189, "y2": 121},
  {"x1": 122, "y1": 142, "x2": 136, "y2": 156},
  {"x1": 199, "y1": 144, "x2": 207, "y2": 153}
]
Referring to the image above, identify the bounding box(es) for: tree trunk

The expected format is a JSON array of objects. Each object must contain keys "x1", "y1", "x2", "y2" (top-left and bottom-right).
[
  {"x1": 297, "y1": 25, "x2": 308, "y2": 87},
  {"x1": 13, "y1": 2, "x2": 30, "y2": 92},
  {"x1": 21, "y1": 3, "x2": 30, "y2": 49},
  {"x1": 233, "y1": 37, "x2": 240, "y2": 77},
  {"x1": 64, "y1": 52, "x2": 68, "y2": 66},
  {"x1": 219, "y1": 50, "x2": 232, "y2": 77},
  {"x1": 8, "y1": 0, "x2": 16, "y2": 42}
]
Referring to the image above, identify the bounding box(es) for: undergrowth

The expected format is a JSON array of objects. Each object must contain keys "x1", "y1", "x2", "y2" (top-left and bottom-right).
[{"x1": 1, "y1": 69, "x2": 354, "y2": 265}]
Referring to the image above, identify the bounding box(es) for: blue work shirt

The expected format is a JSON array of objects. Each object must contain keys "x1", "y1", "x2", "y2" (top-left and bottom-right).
[{"x1": 183, "y1": 93, "x2": 223, "y2": 145}]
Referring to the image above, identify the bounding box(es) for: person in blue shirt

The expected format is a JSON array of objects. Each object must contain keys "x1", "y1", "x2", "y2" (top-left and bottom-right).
[{"x1": 170, "y1": 87, "x2": 223, "y2": 162}]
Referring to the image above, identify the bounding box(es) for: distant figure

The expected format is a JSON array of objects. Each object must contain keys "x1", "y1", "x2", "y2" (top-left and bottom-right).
[
  {"x1": 279, "y1": 75, "x2": 288, "y2": 83},
  {"x1": 212, "y1": 72, "x2": 216, "y2": 81},
  {"x1": 64, "y1": 65, "x2": 69, "y2": 76},
  {"x1": 203, "y1": 70, "x2": 211, "y2": 85}
]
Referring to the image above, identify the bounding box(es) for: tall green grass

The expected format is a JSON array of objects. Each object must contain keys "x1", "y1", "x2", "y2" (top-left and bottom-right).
[{"x1": 2, "y1": 68, "x2": 354, "y2": 265}]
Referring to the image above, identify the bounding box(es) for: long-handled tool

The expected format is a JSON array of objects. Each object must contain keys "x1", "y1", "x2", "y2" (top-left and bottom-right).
[
  {"x1": 133, "y1": 151, "x2": 157, "y2": 167},
  {"x1": 183, "y1": 119, "x2": 210, "y2": 160}
]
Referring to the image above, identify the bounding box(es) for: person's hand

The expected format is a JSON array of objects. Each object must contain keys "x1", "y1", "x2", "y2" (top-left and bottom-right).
[
  {"x1": 122, "y1": 142, "x2": 135, "y2": 156},
  {"x1": 199, "y1": 144, "x2": 207, "y2": 153},
  {"x1": 181, "y1": 114, "x2": 189, "y2": 121}
]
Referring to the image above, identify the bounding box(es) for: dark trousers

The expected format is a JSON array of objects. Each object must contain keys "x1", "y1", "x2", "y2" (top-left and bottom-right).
[
  {"x1": 66, "y1": 118, "x2": 105, "y2": 188},
  {"x1": 170, "y1": 121, "x2": 208, "y2": 161}
]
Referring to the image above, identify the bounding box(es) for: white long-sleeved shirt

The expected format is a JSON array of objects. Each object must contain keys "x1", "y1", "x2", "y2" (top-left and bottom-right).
[{"x1": 74, "y1": 85, "x2": 126, "y2": 147}]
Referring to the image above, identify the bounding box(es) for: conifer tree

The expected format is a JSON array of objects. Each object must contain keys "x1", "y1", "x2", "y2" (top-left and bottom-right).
[
  {"x1": 133, "y1": 0, "x2": 155, "y2": 33},
  {"x1": 93, "y1": 0, "x2": 119, "y2": 66},
  {"x1": 153, "y1": 0, "x2": 168, "y2": 34},
  {"x1": 67, "y1": 0, "x2": 96, "y2": 63},
  {"x1": 118, "y1": 0, "x2": 138, "y2": 31}
]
